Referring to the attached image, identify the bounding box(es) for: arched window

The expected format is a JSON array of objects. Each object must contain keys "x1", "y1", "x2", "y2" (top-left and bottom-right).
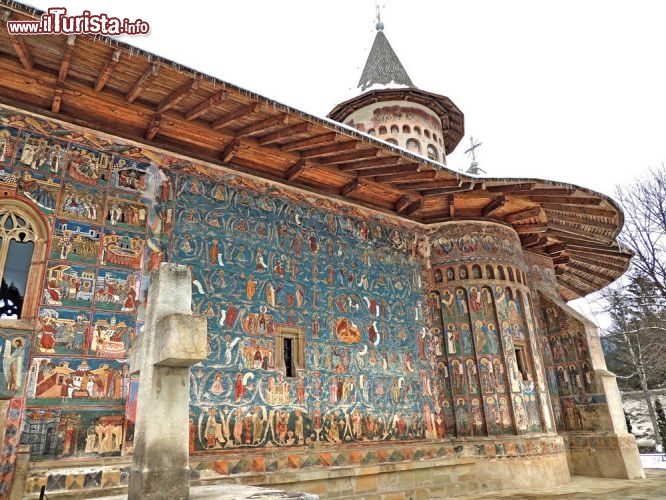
[
  {"x1": 424, "y1": 129, "x2": 431, "y2": 139},
  {"x1": 406, "y1": 138, "x2": 421, "y2": 153},
  {"x1": 498, "y1": 266, "x2": 506, "y2": 281},
  {"x1": 367, "y1": 129, "x2": 376, "y2": 136},
  {"x1": 378, "y1": 126, "x2": 387, "y2": 135},
  {"x1": 459, "y1": 265, "x2": 468, "y2": 280},
  {"x1": 390, "y1": 125, "x2": 399, "y2": 134},
  {"x1": 485, "y1": 265, "x2": 495, "y2": 279},
  {"x1": 471, "y1": 265, "x2": 482, "y2": 279},
  {"x1": 426, "y1": 144, "x2": 439, "y2": 161},
  {"x1": 414, "y1": 126, "x2": 422, "y2": 135},
  {"x1": 433, "y1": 133, "x2": 438, "y2": 143},
  {"x1": 402, "y1": 125, "x2": 411, "y2": 133},
  {"x1": 0, "y1": 198, "x2": 49, "y2": 322},
  {"x1": 508, "y1": 267, "x2": 515, "y2": 282}
]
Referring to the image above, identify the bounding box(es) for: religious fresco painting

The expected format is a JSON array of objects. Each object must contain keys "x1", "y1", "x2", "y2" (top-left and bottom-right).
[
  {"x1": 172, "y1": 172, "x2": 439, "y2": 449},
  {"x1": 0, "y1": 109, "x2": 563, "y2": 464}
]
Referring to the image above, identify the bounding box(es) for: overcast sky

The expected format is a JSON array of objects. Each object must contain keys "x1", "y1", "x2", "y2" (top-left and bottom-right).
[{"x1": 21, "y1": 0, "x2": 666, "y2": 323}]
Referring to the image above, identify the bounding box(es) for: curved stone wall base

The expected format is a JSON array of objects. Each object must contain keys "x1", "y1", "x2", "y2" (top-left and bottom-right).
[
  {"x1": 563, "y1": 433, "x2": 645, "y2": 479},
  {"x1": 473, "y1": 452, "x2": 570, "y2": 490}
]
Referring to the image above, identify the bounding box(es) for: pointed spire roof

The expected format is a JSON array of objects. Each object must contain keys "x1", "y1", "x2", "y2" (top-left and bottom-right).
[{"x1": 358, "y1": 27, "x2": 414, "y2": 92}]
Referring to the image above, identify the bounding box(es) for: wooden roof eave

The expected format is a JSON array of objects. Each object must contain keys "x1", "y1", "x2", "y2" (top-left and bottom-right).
[{"x1": 0, "y1": 2, "x2": 632, "y2": 299}]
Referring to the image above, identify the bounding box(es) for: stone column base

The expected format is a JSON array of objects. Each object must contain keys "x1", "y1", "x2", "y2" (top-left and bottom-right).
[
  {"x1": 128, "y1": 467, "x2": 190, "y2": 500},
  {"x1": 562, "y1": 433, "x2": 645, "y2": 479}
]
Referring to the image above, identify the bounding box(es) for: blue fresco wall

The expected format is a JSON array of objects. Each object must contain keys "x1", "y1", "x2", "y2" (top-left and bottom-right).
[{"x1": 168, "y1": 173, "x2": 438, "y2": 449}]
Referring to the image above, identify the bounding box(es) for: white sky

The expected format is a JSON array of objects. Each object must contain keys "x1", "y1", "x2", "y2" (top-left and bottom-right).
[{"x1": 21, "y1": 0, "x2": 666, "y2": 324}]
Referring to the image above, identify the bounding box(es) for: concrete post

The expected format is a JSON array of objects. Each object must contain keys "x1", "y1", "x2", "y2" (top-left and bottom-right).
[{"x1": 128, "y1": 263, "x2": 208, "y2": 500}]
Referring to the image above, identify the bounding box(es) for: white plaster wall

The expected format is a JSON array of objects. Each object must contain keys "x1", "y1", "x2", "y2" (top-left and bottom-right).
[{"x1": 344, "y1": 100, "x2": 446, "y2": 163}]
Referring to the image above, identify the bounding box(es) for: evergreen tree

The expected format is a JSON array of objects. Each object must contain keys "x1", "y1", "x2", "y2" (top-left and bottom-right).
[
  {"x1": 656, "y1": 399, "x2": 666, "y2": 450},
  {"x1": 624, "y1": 410, "x2": 633, "y2": 434}
]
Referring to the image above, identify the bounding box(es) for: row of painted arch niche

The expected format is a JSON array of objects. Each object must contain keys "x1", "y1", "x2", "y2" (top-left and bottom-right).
[{"x1": 433, "y1": 263, "x2": 528, "y2": 285}]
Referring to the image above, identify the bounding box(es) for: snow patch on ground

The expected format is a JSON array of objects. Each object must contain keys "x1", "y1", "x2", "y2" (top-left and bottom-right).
[{"x1": 641, "y1": 454, "x2": 666, "y2": 469}]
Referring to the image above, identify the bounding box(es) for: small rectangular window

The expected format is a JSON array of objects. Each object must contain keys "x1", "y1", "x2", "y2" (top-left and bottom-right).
[
  {"x1": 514, "y1": 345, "x2": 532, "y2": 381},
  {"x1": 275, "y1": 326, "x2": 305, "y2": 378}
]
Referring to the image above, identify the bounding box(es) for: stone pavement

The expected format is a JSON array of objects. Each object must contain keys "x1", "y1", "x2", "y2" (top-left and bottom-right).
[
  {"x1": 96, "y1": 484, "x2": 318, "y2": 500},
  {"x1": 465, "y1": 469, "x2": 666, "y2": 499}
]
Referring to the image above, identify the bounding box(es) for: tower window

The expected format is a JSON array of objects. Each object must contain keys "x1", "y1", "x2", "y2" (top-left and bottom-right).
[
  {"x1": 390, "y1": 125, "x2": 399, "y2": 134},
  {"x1": 378, "y1": 126, "x2": 387, "y2": 135},
  {"x1": 424, "y1": 129, "x2": 431, "y2": 139},
  {"x1": 406, "y1": 138, "x2": 421, "y2": 153},
  {"x1": 414, "y1": 126, "x2": 421, "y2": 135},
  {"x1": 402, "y1": 125, "x2": 411, "y2": 133},
  {"x1": 427, "y1": 144, "x2": 439, "y2": 161}
]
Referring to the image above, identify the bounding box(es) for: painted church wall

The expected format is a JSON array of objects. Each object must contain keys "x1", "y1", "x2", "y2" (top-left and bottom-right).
[
  {"x1": 0, "y1": 105, "x2": 587, "y2": 496},
  {"x1": 0, "y1": 107, "x2": 448, "y2": 481}
]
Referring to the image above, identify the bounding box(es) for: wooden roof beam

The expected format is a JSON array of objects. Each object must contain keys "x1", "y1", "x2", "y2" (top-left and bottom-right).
[
  {"x1": 482, "y1": 196, "x2": 506, "y2": 217},
  {"x1": 58, "y1": 35, "x2": 76, "y2": 82},
  {"x1": 420, "y1": 182, "x2": 475, "y2": 197},
  {"x1": 221, "y1": 139, "x2": 241, "y2": 163},
  {"x1": 544, "y1": 210, "x2": 618, "y2": 232},
  {"x1": 235, "y1": 113, "x2": 288, "y2": 137},
  {"x1": 540, "y1": 203, "x2": 618, "y2": 219},
  {"x1": 565, "y1": 243, "x2": 629, "y2": 257},
  {"x1": 360, "y1": 164, "x2": 421, "y2": 178},
  {"x1": 561, "y1": 270, "x2": 601, "y2": 291},
  {"x1": 285, "y1": 160, "x2": 312, "y2": 181},
  {"x1": 94, "y1": 49, "x2": 121, "y2": 92},
  {"x1": 126, "y1": 63, "x2": 160, "y2": 103},
  {"x1": 505, "y1": 206, "x2": 542, "y2": 223},
  {"x1": 558, "y1": 278, "x2": 588, "y2": 298},
  {"x1": 395, "y1": 195, "x2": 412, "y2": 214},
  {"x1": 300, "y1": 141, "x2": 360, "y2": 159},
  {"x1": 257, "y1": 122, "x2": 313, "y2": 146},
  {"x1": 280, "y1": 132, "x2": 338, "y2": 152},
  {"x1": 545, "y1": 242, "x2": 567, "y2": 255},
  {"x1": 379, "y1": 171, "x2": 439, "y2": 183},
  {"x1": 396, "y1": 178, "x2": 460, "y2": 193},
  {"x1": 405, "y1": 199, "x2": 424, "y2": 216},
  {"x1": 51, "y1": 82, "x2": 63, "y2": 113},
  {"x1": 525, "y1": 195, "x2": 602, "y2": 206},
  {"x1": 145, "y1": 114, "x2": 161, "y2": 140},
  {"x1": 568, "y1": 253, "x2": 628, "y2": 273},
  {"x1": 513, "y1": 223, "x2": 548, "y2": 235},
  {"x1": 157, "y1": 79, "x2": 198, "y2": 113},
  {"x1": 552, "y1": 254, "x2": 570, "y2": 266},
  {"x1": 520, "y1": 234, "x2": 547, "y2": 248},
  {"x1": 511, "y1": 188, "x2": 576, "y2": 196},
  {"x1": 2, "y1": 11, "x2": 33, "y2": 70},
  {"x1": 340, "y1": 178, "x2": 363, "y2": 197},
  {"x1": 568, "y1": 262, "x2": 615, "y2": 282},
  {"x1": 547, "y1": 226, "x2": 611, "y2": 244},
  {"x1": 338, "y1": 156, "x2": 404, "y2": 172},
  {"x1": 184, "y1": 90, "x2": 227, "y2": 121},
  {"x1": 211, "y1": 102, "x2": 260, "y2": 130},
  {"x1": 318, "y1": 148, "x2": 378, "y2": 165},
  {"x1": 486, "y1": 182, "x2": 536, "y2": 193}
]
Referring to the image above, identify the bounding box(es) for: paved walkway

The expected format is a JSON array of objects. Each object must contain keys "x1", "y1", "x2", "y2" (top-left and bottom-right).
[{"x1": 467, "y1": 469, "x2": 666, "y2": 499}]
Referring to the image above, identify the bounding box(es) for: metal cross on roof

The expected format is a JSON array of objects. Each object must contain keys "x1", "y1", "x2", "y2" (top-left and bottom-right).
[{"x1": 464, "y1": 136, "x2": 482, "y2": 162}]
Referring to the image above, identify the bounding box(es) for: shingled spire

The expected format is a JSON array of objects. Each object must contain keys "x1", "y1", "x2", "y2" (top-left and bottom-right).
[{"x1": 358, "y1": 23, "x2": 414, "y2": 92}]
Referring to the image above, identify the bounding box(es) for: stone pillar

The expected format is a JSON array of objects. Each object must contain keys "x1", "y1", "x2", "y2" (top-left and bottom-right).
[{"x1": 128, "y1": 263, "x2": 208, "y2": 500}]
